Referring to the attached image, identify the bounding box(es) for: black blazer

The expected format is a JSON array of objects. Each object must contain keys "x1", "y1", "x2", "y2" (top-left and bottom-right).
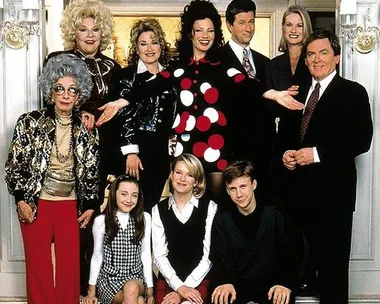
[
  {"x1": 281, "y1": 74, "x2": 373, "y2": 212},
  {"x1": 265, "y1": 51, "x2": 311, "y2": 118},
  {"x1": 219, "y1": 41, "x2": 273, "y2": 188},
  {"x1": 265, "y1": 51, "x2": 311, "y2": 91},
  {"x1": 220, "y1": 41, "x2": 269, "y2": 83}
]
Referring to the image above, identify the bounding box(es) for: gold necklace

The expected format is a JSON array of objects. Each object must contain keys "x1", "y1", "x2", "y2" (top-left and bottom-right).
[{"x1": 54, "y1": 113, "x2": 73, "y2": 163}]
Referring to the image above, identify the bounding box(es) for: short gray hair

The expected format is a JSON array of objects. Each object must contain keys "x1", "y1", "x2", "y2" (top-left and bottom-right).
[{"x1": 40, "y1": 54, "x2": 93, "y2": 109}]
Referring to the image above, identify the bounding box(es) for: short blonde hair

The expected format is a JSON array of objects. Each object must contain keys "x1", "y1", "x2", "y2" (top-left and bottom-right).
[
  {"x1": 60, "y1": 0, "x2": 114, "y2": 51},
  {"x1": 169, "y1": 154, "x2": 206, "y2": 198}
]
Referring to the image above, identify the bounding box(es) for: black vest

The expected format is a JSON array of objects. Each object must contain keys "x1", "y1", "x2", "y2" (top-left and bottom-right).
[{"x1": 158, "y1": 196, "x2": 210, "y2": 281}]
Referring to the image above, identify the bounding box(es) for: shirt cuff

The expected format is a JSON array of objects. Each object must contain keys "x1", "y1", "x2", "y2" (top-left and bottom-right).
[
  {"x1": 313, "y1": 147, "x2": 320, "y2": 163},
  {"x1": 121, "y1": 144, "x2": 139, "y2": 155},
  {"x1": 171, "y1": 277, "x2": 184, "y2": 292}
]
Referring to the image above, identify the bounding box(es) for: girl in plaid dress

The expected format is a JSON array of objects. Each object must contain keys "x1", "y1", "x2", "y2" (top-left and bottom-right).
[{"x1": 82, "y1": 175, "x2": 154, "y2": 304}]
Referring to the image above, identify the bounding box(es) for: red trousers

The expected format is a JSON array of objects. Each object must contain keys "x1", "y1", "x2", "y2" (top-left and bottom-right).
[
  {"x1": 20, "y1": 199, "x2": 80, "y2": 304},
  {"x1": 155, "y1": 277, "x2": 210, "y2": 304}
]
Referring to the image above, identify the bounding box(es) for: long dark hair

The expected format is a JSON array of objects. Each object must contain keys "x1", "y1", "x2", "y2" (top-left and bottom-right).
[
  {"x1": 176, "y1": 0, "x2": 224, "y2": 62},
  {"x1": 104, "y1": 175, "x2": 145, "y2": 244}
]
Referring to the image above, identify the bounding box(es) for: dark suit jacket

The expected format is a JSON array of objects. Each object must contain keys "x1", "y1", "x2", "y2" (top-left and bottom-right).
[
  {"x1": 265, "y1": 51, "x2": 311, "y2": 91},
  {"x1": 219, "y1": 42, "x2": 273, "y2": 189},
  {"x1": 281, "y1": 73, "x2": 373, "y2": 213},
  {"x1": 264, "y1": 52, "x2": 312, "y2": 188},
  {"x1": 279, "y1": 73, "x2": 372, "y2": 302},
  {"x1": 220, "y1": 41, "x2": 270, "y2": 83}
]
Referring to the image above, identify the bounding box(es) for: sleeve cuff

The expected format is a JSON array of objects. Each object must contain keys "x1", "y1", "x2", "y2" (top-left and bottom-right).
[
  {"x1": 121, "y1": 144, "x2": 139, "y2": 156},
  {"x1": 13, "y1": 190, "x2": 25, "y2": 204},
  {"x1": 313, "y1": 147, "x2": 320, "y2": 163},
  {"x1": 172, "y1": 278, "x2": 184, "y2": 292},
  {"x1": 82, "y1": 199, "x2": 99, "y2": 212}
]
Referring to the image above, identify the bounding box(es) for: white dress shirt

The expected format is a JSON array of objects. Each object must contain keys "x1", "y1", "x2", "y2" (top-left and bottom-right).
[
  {"x1": 228, "y1": 39, "x2": 257, "y2": 75},
  {"x1": 88, "y1": 211, "x2": 153, "y2": 288},
  {"x1": 305, "y1": 70, "x2": 337, "y2": 163},
  {"x1": 152, "y1": 195, "x2": 218, "y2": 291}
]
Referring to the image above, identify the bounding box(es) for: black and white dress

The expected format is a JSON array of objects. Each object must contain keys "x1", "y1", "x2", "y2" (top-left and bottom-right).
[{"x1": 88, "y1": 211, "x2": 153, "y2": 304}]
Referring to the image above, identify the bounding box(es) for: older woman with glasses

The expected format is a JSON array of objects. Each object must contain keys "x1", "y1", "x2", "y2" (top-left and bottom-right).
[
  {"x1": 5, "y1": 53, "x2": 100, "y2": 304},
  {"x1": 46, "y1": 0, "x2": 123, "y2": 293}
]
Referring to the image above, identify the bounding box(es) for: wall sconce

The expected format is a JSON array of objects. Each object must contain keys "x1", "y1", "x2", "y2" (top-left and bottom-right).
[
  {"x1": 339, "y1": 0, "x2": 379, "y2": 54},
  {"x1": 0, "y1": 0, "x2": 40, "y2": 50}
]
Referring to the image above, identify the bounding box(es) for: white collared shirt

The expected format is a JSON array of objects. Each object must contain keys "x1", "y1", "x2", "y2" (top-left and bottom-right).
[
  {"x1": 305, "y1": 70, "x2": 337, "y2": 163},
  {"x1": 152, "y1": 195, "x2": 218, "y2": 291},
  {"x1": 137, "y1": 58, "x2": 164, "y2": 74},
  {"x1": 228, "y1": 39, "x2": 257, "y2": 75}
]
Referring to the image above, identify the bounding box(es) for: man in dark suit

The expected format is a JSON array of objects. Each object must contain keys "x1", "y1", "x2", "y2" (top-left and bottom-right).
[
  {"x1": 220, "y1": 0, "x2": 274, "y2": 194},
  {"x1": 281, "y1": 29, "x2": 373, "y2": 303},
  {"x1": 222, "y1": 0, "x2": 269, "y2": 82}
]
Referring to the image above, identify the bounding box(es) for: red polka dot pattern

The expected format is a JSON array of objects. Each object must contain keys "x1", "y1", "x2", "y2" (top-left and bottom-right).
[
  {"x1": 193, "y1": 142, "x2": 208, "y2": 157},
  {"x1": 180, "y1": 78, "x2": 192, "y2": 90},
  {"x1": 208, "y1": 134, "x2": 224, "y2": 149},
  {"x1": 234, "y1": 74, "x2": 245, "y2": 83},
  {"x1": 204, "y1": 87, "x2": 219, "y2": 104},
  {"x1": 161, "y1": 71, "x2": 171, "y2": 78},
  {"x1": 196, "y1": 116, "x2": 211, "y2": 132},
  {"x1": 217, "y1": 159, "x2": 228, "y2": 171},
  {"x1": 175, "y1": 112, "x2": 190, "y2": 133},
  {"x1": 217, "y1": 111, "x2": 227, "y2": 126}
]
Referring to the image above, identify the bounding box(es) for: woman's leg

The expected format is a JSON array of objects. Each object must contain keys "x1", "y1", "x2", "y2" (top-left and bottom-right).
[
  {"x1": 112, "y1": 279, "x2": 145, "y2": 304},
  {"x1": 20, "y1": 199, "x2": 55, "y2": 304},
  {"x1": 54, "y1": 200, "x2": 80, "y2": 304}
]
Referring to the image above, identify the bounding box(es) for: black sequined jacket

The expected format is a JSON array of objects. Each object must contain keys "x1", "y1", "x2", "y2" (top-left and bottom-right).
[
  {"x1": 113, "y1": 65, "x2": 177, "y2": 155},
  {"x1": 5, "y1": 105, "x2": 100, "y2": 218}
]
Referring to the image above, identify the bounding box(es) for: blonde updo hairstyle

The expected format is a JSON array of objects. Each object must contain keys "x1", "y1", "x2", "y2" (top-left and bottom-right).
[{"x1": 60, "y1": 0, "x2": 114, "y2": 52}]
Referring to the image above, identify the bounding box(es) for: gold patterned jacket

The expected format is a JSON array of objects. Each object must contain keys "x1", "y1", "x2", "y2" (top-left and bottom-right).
[{"x1": 5, "y1": 105, "x2": 100, "y2": 218}]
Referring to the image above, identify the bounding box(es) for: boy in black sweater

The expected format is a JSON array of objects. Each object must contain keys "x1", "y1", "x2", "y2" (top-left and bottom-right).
[{"x1": 210, "y1": 160, "x2": 304, "y2": 304}]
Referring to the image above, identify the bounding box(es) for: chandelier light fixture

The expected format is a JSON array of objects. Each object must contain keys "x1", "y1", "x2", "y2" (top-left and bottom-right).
[
  {"x1": 339, "y1": 0, "x2": 379, "y2": 54},
  {"x1": 0, "y1": 0, "x2": 40, "y2": 50}
]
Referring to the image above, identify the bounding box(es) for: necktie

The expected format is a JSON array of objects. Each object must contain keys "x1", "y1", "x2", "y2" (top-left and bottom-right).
[
  {"x1": 300, "y1": 82, "x2": 320, "y2": 141},
  {"x1": 242, "y1": 48, "x2": 255, "y2": 79}
]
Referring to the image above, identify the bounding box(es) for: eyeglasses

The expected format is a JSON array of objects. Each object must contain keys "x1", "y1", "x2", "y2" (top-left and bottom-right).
[{"x1": 53, "y1": 85, "x2": 79, "y2": 97}]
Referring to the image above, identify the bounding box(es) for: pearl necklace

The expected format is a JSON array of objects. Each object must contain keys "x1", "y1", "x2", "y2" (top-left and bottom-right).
[{"x1": 55, "y1": 112, "x2": 72, "y2": 127}]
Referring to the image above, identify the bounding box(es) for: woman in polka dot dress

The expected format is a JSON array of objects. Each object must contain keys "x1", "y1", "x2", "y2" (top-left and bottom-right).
[{"x1": 99, "y1": 0, "x2": 303, "y2": 202}]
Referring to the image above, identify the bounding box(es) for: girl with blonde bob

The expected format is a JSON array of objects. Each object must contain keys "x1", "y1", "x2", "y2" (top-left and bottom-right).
[{"x1": 152, "y1": 153, "x2": 218, "y2": 304}]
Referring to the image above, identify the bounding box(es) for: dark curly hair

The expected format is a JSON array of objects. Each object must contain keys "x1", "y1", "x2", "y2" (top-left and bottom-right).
[
  {"x1": 176, "y1": 0, "x2": 224, "y2": 62},
  {"x1": 127, "y1": 18, "x2": 171, "y2": 67}
]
